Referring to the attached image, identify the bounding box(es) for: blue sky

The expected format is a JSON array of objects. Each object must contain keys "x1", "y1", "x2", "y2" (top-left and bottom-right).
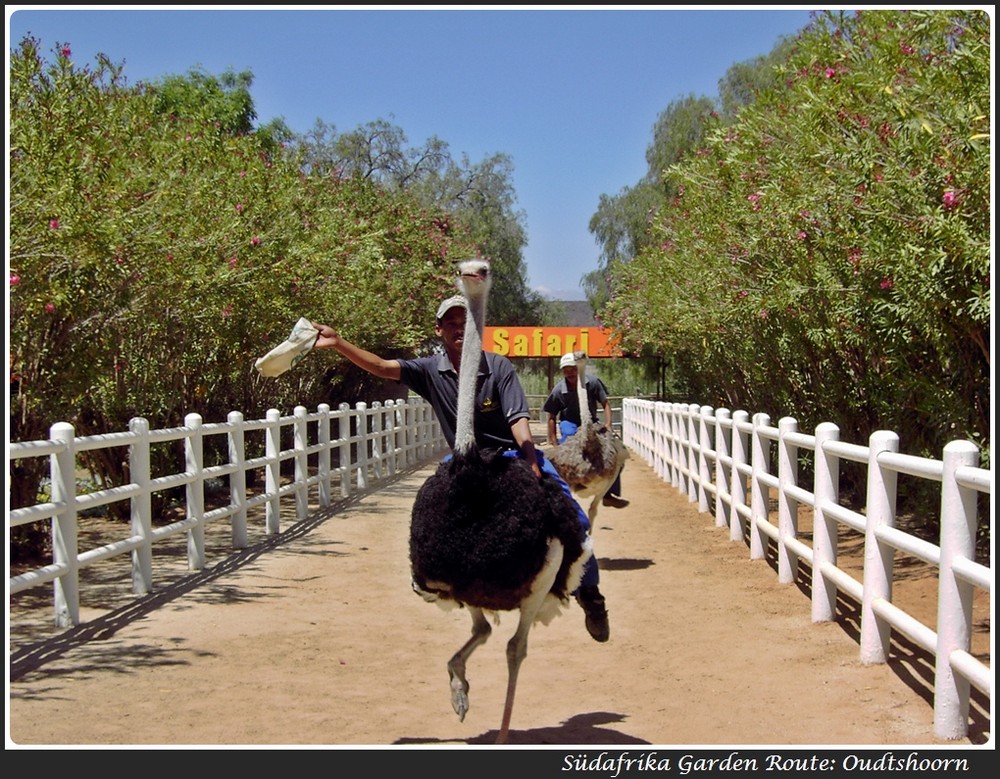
[{"x1": 8, "y1": 5, "x2": 818, "y2": 300}]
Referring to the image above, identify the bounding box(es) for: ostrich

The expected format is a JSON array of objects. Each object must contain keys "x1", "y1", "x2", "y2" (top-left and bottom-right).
[
  {"x1": 546, "y1": 351, "x2": 629, "y2": 529},
  {"x1": 409, "y1": 259, "x2": 592, "y2": 745}
]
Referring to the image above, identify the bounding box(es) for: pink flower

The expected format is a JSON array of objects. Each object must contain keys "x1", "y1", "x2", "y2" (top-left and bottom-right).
[
  {"x1": 900, "y1": 42, "x2": 914, "y2": 55},
  {"x1": 60, "y1": 47, "x2": 71, "y2": 58},
  {"x1": 250, "y1": 236, "x2": 261, "y2": 247},
  {"x1": 221, "y1": 304, "x2": 233, "y2": 318},
  {"x1": 235, "y1": 203, "x2": 244, "y2": 214},
  {"x1": 824, "y1": 67, "x2": 837, "y2": 79},
  {"x1": 49, "y1": 219, "x2": 60, "y2": 230},
  {"x1": 45, "y1": 303, "x2": 55, "y2": 313},
  {"x1": 942, "y1": 190, "x2": 957, "y2": 210},
  {"x1": 228, "y1": 256, "x2": 238, "y2": 268},
  {"x1": 9, "y1": 274, "x2": 20, "y2": 286},
  {"x1": 758, "y1": 309, "x2": 769, "y2": 319},
  {"x1": 796, "y1": 230, "x2": 808, "y2": 240},
  {"x1": 880, "y1": 277, "x2": 894, "y2": 290}
]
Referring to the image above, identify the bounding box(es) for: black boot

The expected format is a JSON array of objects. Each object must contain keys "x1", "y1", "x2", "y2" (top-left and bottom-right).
[{"x1": 576, "y1": 585, "x2": 610, "y2": 642}]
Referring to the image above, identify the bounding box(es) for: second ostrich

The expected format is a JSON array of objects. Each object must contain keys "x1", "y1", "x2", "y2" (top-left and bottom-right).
[
  {"x1": 409, "y1": 259, "x2": 592, "y2": 745},
  {"x1": 546, "y1": 351, "x2": 629, "y2": 528}
]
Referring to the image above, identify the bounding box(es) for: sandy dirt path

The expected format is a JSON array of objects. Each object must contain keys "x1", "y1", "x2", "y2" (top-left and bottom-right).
[{"x1": 7, "y1": 433, "x2": 990, "y2": 750}]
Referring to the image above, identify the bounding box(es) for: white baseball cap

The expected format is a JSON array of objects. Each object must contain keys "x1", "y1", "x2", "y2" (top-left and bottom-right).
[
  {"x1": 559, "y1": 352, "x2": 577, "y2": 369},
  {"x1": 435, "y1": 295, "x2": 467, "y2": 320}
]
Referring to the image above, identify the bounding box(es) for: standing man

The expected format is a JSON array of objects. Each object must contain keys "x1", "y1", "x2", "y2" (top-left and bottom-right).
[
  {"x1": 543, "y1": 352, "x2": 628, "y2": 508},
  {"x1": 308, "y1": 296, "x2": 610, "y2": 642}
]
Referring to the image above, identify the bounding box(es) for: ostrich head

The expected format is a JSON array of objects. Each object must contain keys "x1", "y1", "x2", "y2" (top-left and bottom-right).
[{"x1": 456, "y1": 259, "x2": 491, "y2": 331}]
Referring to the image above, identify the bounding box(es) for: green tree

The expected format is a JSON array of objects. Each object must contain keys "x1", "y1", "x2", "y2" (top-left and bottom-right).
[
  {"x1": 587, "y1": 94, "x2": 718, "y2": 314},
  {"x1": 588, "y1": 35, "x2": 804, "y2": 316},
  {"x1": 153, "y1": 66, "x2": 258, "y2": 135},
  {"x1": 8, "y1": 39, "x2": 472, "y2": 525},
  {"x1": 289, "y1": 118, "x2": 551, "y2": 324},
  {"x1": 601, "y1": 9, "x2": 990, "y2": 472},
  {"x1": 717, "y1": 33, "x2": 800, "y2": 121}
]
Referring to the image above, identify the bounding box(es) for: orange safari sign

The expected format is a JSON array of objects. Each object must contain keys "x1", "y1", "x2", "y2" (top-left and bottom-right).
[{"x1": 483, "y1": 327, "x2": 621, "y2": 358}]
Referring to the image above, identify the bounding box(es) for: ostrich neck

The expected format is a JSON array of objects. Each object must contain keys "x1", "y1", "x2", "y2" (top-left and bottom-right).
[
  {"x1": 576, "y1": 364, "x2": 593, "y2": 427},
  {"x1": 454, "y1": 291, "x2": 486, "y2": 453}
]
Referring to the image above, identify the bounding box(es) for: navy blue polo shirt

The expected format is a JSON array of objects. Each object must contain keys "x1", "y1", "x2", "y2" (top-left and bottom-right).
[
  {"x1": 542, "y1": 375, "x2": 608, "y2": 426},
  {"x1": 398, "y1": 351, "x2": 530, "y2": 451}
]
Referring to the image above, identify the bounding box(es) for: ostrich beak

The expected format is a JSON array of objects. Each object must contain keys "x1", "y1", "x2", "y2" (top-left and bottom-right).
[{"x1": 459, "y1": 267, "x2": 489, "y2": 282}]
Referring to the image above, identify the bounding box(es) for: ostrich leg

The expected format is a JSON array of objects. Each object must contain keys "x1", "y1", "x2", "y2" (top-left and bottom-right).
[
  {"x1": 495, "y1": 545, "x2": 563, "y2": 744},
  {"x1": 447, "y1": 607, "x2": 492, "y2": 720}
]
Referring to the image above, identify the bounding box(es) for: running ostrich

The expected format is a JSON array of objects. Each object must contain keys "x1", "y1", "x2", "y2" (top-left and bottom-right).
[
  {"x1": 546, "y1": 351, "x2": 629, "y2": 528},
  {"x1": 409, "y1": 259, "x2": 592, "y2": 745}
]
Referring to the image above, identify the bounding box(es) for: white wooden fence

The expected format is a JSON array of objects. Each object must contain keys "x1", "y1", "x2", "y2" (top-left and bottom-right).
[
  {"x1": 621, "y1": 399, "x2": 992, "y2": 742},
  {"x1": 9, "y1": 398, "x2": 446, "y2": 628},
  {"x1": 9, "y1": 394, "x2": 991, "y2": 741}
]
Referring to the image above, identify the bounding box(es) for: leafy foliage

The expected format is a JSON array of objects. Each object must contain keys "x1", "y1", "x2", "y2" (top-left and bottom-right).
[
  {"x1": 599, "y1": 10, "x2": 990, "y2": 468},
  {"x1": 8, "y1": 37, "x2": 477, "y2": 516},
  {"x1": 287, "y1": 119, "x2": 552, "y2": 325}
]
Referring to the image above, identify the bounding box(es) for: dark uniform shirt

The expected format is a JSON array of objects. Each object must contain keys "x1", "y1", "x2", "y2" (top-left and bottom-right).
[
  {"x1": 398, "y1": 351, "x2": 530, "y2": 451},
  {"x1": 542, "y1": 375, "x2": 609, "y2": 426}
]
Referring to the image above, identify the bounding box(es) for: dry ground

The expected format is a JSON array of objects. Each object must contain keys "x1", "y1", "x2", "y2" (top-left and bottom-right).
[{"x1": 7, "y1": 428, "x2": 992, "y2": 750}]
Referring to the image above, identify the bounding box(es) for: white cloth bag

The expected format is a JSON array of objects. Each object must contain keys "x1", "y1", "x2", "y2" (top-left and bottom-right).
[{"x1": 254, "y1": 317, "x2": 320, "y2": 377}]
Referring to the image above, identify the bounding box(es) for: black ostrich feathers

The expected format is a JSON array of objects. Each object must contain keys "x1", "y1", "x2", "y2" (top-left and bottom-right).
[{"x1": 410, "y1": 446, "x2": 586, "y2": 612}]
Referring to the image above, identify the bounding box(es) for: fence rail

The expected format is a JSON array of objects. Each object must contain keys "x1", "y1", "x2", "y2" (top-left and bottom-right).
[
  {"x1": 9, "y1": 398, "x2": 446, "y2": 628},
  {"x1": 621, "y1": 399, "x2": 992, "y2": 742}
]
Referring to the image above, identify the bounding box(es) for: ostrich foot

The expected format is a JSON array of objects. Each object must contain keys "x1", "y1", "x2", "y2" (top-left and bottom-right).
[{"x1": 449, "y1": 670, "x2": 471, "y2": 721}]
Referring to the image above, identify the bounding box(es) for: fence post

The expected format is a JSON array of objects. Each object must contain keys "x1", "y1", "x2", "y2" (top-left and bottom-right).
[
  {"x1": 860, "y1": 430, "x2": 899, "y2": 664},
  {"x1": 697, "y1": 405, "x2": 713, "y2": 513},
  {"x1": 338, "y1": 402, "x2": 351, "y2": 498},
  {"x1": 749, "y1": 412, "x2": 771, "y2": 560},
  {"x1": 686, "y1": 403, "x2": 699, "y2": 503},
  {"x1": 387, "y1": 400, "x2": 399, "y2": 477},
  {"x1": 729, "y1": 410, "x2": 750, "y2": 543},
  {"x1": 228, "y1": 411, "x2": 248, "y2": 548},
  {"x1": 402, "y1": 400, "x2": 414, "y2": 467},
  {"x1": 714, "y1": 408, "x2": 731, "y2": 529},
  {"x1": 396, "y1": 400, "x2": 405, "y2": 465},
  {"x1": 418, "y1": 398, "x2": 430, "y2": 459},
  {"x1": 129, "y1": 417, "x2": 154, "y2": 594},
  {"x1": 668, "y1": 403, "x2": 682, "y2": 488},
  {"x1": 355, "y1": 402, "x2": 369, "y2": 490},
  {"x1": 650, "y1": 402, "x2": 663, "y2": 481},
  {"x1": 184, "y1": 413, "x2": 206, "y2": 570},
  {"x1": 933, "y1": 439, "x2": 980, "y2": 739},
  {"x1": 811, "y1": 422, "x2": 840, "y2": 622},
  {"x1": 777, "y1": 416, "x2": 799, "y2": 584},
  {"x1": 317, "y1": 403, "x2": 332, "y2": 508},
  {"x1": 265, "y1": 408, "x2": 282, "y2": 535},
  {"x1": 371, "y1": 401, "x2": 384, "y2": 481},
  {"x1": 293, "y1": 405, "x2": 309, "y2": 521},
  {"x1": 50, "y1": 421, "x2": 80, "y2": 627}
]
